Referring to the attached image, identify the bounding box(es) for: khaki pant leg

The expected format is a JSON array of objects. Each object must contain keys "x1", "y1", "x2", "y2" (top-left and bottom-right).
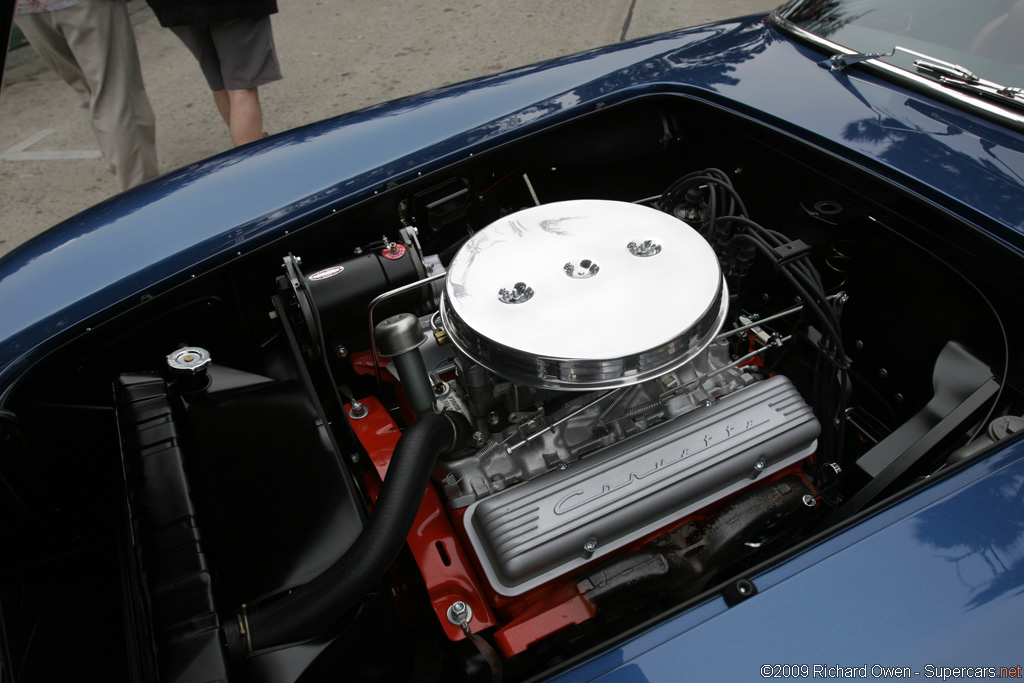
[
  {"x1": 20, "y1": 0, "x2": 158, "y2": 190},
  {"x1": 15, "y1": 10, "x2": 91, "y2": 108}
]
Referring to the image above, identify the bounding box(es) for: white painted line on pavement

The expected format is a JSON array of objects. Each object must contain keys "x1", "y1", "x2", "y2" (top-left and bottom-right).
[{"x1": 2, "y1": 129, "x2": 101, "y2": 161}]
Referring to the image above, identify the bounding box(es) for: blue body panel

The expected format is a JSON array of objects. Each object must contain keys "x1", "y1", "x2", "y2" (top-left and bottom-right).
[
  {"x1": 550, "y1": 438, "x2": 1024, "y2": 681},
  {"x1": 3, "y1": 15, "x2": 1024, "y2": 395}
]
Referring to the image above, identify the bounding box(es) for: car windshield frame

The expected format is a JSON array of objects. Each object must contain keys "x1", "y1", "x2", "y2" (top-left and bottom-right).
[{"x1": 770, "y1": 0, "x2": 1024, "y2": 130}]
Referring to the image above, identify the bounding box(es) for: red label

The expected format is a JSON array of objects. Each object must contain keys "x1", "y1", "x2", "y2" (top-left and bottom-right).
[{"x1": 382, "y1": 244, "x2": 407, "y2": 260}]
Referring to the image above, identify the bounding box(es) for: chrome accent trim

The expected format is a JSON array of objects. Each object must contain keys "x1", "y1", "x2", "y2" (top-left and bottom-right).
[{"x1": 769, "y1": 12, "x2": 1024, "y2": 129}]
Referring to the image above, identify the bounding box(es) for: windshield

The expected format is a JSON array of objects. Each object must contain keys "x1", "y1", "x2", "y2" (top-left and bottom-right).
[{"x1": 775, "y1": 0, "x2": 1024, "y2": 91}]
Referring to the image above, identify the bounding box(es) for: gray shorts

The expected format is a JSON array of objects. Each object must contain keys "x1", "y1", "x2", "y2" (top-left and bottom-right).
[{"x1": 171, "y1": 16, "x2": 282, "y2": 91}]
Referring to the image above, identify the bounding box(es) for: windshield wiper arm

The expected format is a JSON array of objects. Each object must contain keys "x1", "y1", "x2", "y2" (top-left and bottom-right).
[
  {"x1": 822, "y1": 45, "x2": 1024, "y2": 112},
  {"x1": 821, "y1": 50, "x2": 894, "y2": 71}
]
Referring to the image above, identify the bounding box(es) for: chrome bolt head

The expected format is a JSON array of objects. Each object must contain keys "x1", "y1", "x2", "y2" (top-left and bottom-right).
[
  {"x1": 446, "y1": 600, "x2": 473, "y2": 627},
  {"x1": 564, "y1": 258, "x2": 600, "y2": 279},
  {"x1": 627, "y1": 239, "x2": 662, "y2": 257},
  {"x1": 497, "y1": 281, "x2": 534, "y2": 304}
]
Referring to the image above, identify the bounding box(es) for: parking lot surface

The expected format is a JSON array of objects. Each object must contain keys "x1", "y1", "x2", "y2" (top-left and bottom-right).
[{"x1": 0, "y1": 0, "x2": 776, "y2": 256}]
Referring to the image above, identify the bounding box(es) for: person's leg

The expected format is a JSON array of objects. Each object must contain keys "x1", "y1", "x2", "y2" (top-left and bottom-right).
[
  {"x1": 15, "y1": 10, "x2": 91, "y2": 108},
  {"x1": 210, "y1": 17, "x2": 281, "y2": 145},
  {"x1": 225, "y1": 87, "x2": 263, "y2": 146},
  {"x1": 212, "y1": 89, "x2": 231, "y2": 127},
  {"x1": 169, "y1": 25, "x2": 240, "y2": 140},
  {"x1": 56, "y1": 0, "x2": 158, "y2": 189}
]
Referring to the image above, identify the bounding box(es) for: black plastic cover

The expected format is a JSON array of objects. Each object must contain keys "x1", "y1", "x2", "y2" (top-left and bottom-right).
[
  {"x1": 117, "y1": 373, "x2": 229, "y2": 683},
  {"x1": 179, "y1": 365, "x2": 366, "y2": 607}
]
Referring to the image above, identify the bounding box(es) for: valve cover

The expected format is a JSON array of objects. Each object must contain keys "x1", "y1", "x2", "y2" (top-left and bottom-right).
[{"x1": 462, "y1": 375, "x2": 819, "y2": 595}]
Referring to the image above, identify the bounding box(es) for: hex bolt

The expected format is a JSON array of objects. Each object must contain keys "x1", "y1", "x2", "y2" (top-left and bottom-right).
[
  {"x1": 348, "y1": 400, "x2": 369, "y2": 420},
  {"x1": 472, "y1": 431, "x2": 485, "y2": 447},
  {"x1": 754, "y1": 458, "x2": 766, "y2": 471},
  {"x1": 583, "y1": 537, "x2": 598, "y2": 553},
  {"x1": 446, "y1": 600, "x2": 473, "y2": 628}
]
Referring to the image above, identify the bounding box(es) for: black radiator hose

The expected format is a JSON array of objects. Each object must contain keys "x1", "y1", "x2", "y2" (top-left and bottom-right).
[{"x1": 222, "y1": 412, "x2": 464, "y2": 657}]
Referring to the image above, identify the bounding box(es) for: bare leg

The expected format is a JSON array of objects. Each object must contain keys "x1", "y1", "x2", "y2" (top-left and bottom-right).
[
  {"x1": 226, "y1": 87, "x2": 264, "y2": 146},
  {"x1": 212, "y1": 89, "x2": 231, "y2": 127}
]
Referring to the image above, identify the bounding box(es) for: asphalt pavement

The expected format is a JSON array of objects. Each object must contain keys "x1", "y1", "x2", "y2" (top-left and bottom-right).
[{"x1": 0, "y1": 0, "x2": 775, "y2": 257}]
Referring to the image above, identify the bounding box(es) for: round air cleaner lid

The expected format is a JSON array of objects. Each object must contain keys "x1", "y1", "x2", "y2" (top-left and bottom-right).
[{"x1": 440, "y1": 199, "x2": 728, "y2": 390}]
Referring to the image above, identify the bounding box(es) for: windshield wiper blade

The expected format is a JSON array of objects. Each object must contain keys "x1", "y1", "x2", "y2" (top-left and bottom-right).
[
  {"x1": 913, "y1": 56, "x2": 979, "y2": 84},
  {"x1": 914, "y1": 55, "x2": 1024, "y2": 111},
  {"x1": 822, "y1": 45, "x2": 1024, "y2": 112}
]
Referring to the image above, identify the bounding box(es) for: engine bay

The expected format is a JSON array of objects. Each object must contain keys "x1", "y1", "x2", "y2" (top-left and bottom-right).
[{"x1": 1, "y1": 95, "x2": 1021, "y2": 682}]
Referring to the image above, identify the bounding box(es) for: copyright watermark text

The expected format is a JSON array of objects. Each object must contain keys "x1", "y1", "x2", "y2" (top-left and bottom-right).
[{"x1": 759, "y1": 664, "x2": 1022, "y2": 679}]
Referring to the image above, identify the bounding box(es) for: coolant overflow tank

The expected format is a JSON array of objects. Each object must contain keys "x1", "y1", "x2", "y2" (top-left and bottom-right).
[{"x1": 440, "y1": 199, "x2": 728, "y2": 390}]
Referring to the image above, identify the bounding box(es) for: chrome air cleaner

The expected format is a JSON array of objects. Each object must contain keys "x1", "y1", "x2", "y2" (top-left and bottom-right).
[{"x1": 440, "y1": 199, "x2": 728, "y2": 390}]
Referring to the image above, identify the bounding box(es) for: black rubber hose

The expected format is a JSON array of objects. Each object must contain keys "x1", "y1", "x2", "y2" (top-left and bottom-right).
[{"x1": 223, "y1": 412, "x2": 459, "y2": 657}]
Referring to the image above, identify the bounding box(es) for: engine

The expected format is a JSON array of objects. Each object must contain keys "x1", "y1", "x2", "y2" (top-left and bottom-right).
[
  {"x1": 370, "y1": 199, "x2": 821, "y2": 597},
  {"x1": 293, "y1": 186, "x2": 837, "y2": 664},
  {"x1": 139, "y1": 158, "x2": 852, "y2": 678}
]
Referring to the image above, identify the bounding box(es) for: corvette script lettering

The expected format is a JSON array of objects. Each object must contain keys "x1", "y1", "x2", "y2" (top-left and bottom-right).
[{"x1": 553, "y1": 417, "x2": 768, "y2": 515}]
